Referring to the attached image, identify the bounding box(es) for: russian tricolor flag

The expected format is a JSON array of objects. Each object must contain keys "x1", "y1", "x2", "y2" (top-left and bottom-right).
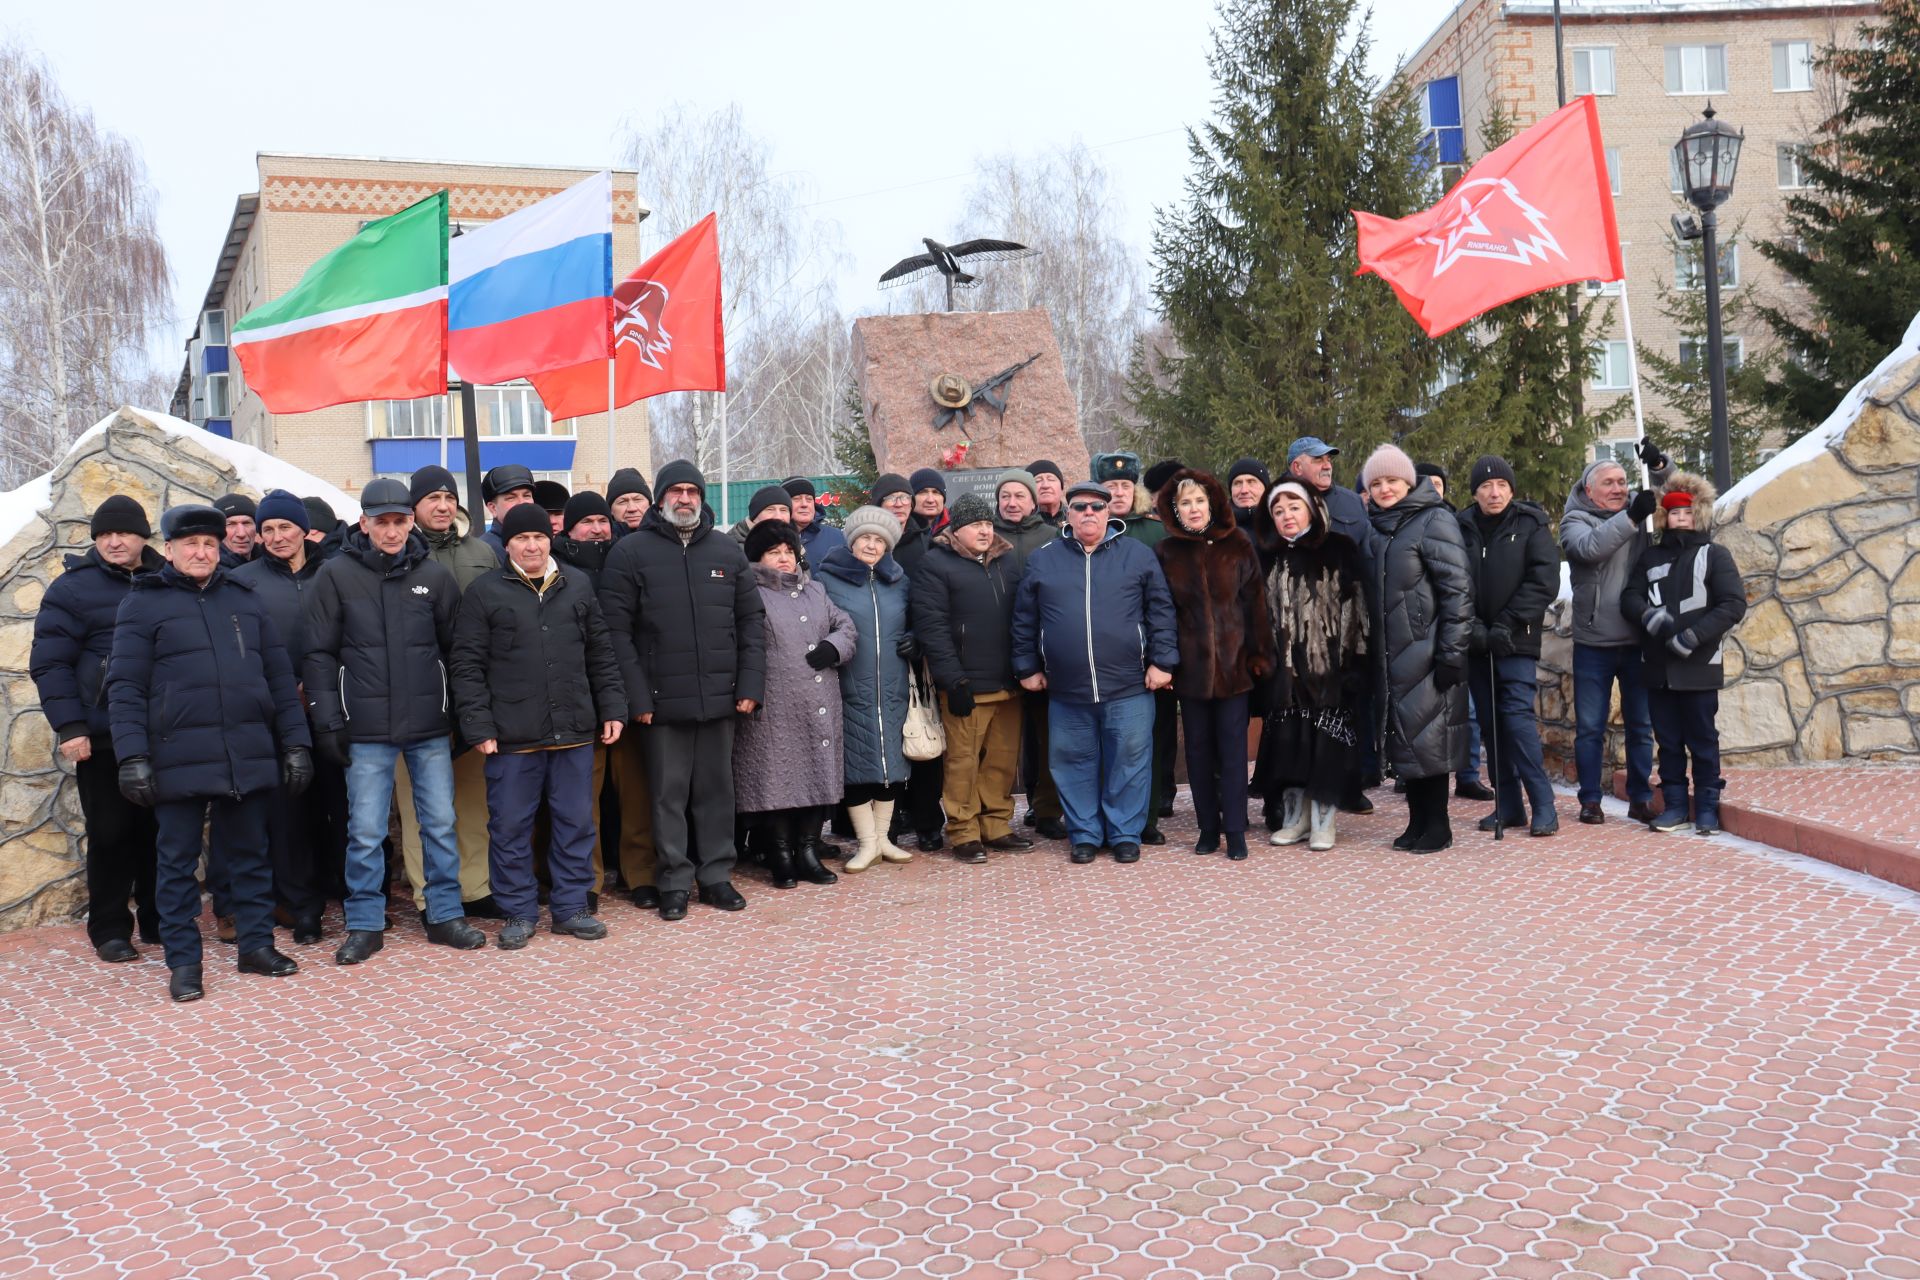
[{"x1": 448, "y1": 170, "x2": 613, "y2": 385}]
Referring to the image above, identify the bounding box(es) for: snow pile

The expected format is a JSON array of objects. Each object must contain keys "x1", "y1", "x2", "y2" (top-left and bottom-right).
[{"x1": 0, "y1": 474, "x2": 53, "y2": 552}]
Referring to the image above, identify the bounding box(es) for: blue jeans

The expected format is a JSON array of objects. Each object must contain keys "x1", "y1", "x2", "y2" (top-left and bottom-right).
[
  {"x1": 1572, "y1": 642, "x2": 1654, "y2": 805},
  {"x1": 485, "y1": 745, "x2": 596, "y2": 925},
  {"x1": 345, "y1": 738, "x2": 463, "y2": 931},
  {"x1": 1470, "y1": 655, "x2": 1558, "y2": 823},
  {"x1": 1049, "y1": 693, "x2": 1155, "y2": 847}
]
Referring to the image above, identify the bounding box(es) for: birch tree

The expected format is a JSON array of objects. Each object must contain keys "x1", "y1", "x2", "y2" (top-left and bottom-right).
[{"x1": 0, "y1": 41, "x2": 171, "y2": 487}]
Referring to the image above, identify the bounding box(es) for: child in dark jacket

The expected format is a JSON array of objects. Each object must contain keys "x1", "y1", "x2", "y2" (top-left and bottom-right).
[{"x1": 1620, "y1": 472, "x2": 1748, "y2": 835}]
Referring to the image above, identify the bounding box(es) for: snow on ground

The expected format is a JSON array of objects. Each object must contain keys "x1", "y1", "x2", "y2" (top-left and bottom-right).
[{"x1": 0, "y1": 474, "x2": 54, "y2": 550}]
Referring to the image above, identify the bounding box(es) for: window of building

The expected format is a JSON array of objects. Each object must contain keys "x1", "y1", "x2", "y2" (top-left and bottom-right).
[
  {"x1": 1676, "y1": 243, "x2": 1739, "y2": 290},
  {"x1": 202, "y1": 308, "x2": 228, "y2": 345},
  {"x1": 371, "y1": 395, "x2": 447, "y2": 439},
  {"x1": 1679, "y1": 337, "x2": 1745, "y2": 381},
  {"x1": 1604, "y1": 147, "x2": 1622, "y2": 195},
  {"x1": 1772, "y1": 40, "x2": 1813, "y2": 92},
  {"x1": 1419, "y1": 77, "x2": 1465, "y2": 169},
  {"x1": 368, "y1": 382, "x2": 571, "y2": 440},
  {"x1": 1665, "y1": 44, "x2": 1729, "y2": 94},
  {"x1": 1777, "y1": 143, "x2": 1808, "y2": 189},
  {"x1": 1607, "y1": 440, "x2": 1641, "y2": 471},
  {"x1": 1585, "y1": 278, "x2": 1624, "y2": 297},
  {"x1": 1591, "y1": 341, "x2": 1631, "y2": 390},
  {"x1": 1572, "y1": 47, "x2": 1616, "y2": 96},
  {"x1": 206, "y1": 372, "x2": 232, "y2": 418}
]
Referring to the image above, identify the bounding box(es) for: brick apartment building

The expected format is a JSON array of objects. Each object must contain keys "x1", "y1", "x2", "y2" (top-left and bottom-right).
[
  {"x1": 172, "y1": 154, "x2": 654, "y2": 507},
  {"x1": 1404, "y1": 0, "x2": 1879, "y2": 471}
]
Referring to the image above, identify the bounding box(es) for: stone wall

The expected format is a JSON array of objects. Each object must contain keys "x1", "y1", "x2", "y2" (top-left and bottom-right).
[
  {"x1": 1536, "y1": 316, "x2": 1920, "y2": 769},
  {"x1": 0, "y1": 408, "x2": 352, "y2": 933}
]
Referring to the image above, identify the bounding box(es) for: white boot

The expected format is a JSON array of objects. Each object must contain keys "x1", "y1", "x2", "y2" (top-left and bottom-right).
[
  {"x1": 1270, "y1": 788, "x2": 1309, "y2": 845},
  {"x1": 872, "y1": 799, "x2": 915, "y2": 862},
  {"x1": 845, "y1": 802, "x2": 882, "y2": 872},
  {"x1": 1308, "y1": 801, "x2": 1337, "y2": 851}
]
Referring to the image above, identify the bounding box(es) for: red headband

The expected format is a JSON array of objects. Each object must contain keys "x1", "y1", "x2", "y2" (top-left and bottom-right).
[{"x1": 1660, "y1": 491, "x2": 1694, "y2": 509}]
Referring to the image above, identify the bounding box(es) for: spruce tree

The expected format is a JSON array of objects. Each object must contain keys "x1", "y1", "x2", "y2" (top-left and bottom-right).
[
  {"x1": 1415, "y1": 107, "x2": 1628, "y2": 506},
  {"x1": 1128, "y1": 0, "x2": 1439, "y2": 470},
  {"x1": 826, "y1": 379, "x2": 879, "y2": 522},
  {"x1": 1637, "y1": 224, "x2": 1782, "y2": 481},
  {"x1": 1757, "y1": 0, "x2": 1920, "y2": 429}
]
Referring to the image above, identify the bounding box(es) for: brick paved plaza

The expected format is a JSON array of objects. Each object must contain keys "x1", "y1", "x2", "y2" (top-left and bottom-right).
[{"x1": 3, "y1": 785, "x2": 1918, "y2": 1280}]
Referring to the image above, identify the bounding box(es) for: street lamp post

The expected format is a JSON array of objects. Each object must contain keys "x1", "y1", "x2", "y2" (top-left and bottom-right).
[{"x1": 1672, "y1": 104, "x2": 1745, "y2": 490}]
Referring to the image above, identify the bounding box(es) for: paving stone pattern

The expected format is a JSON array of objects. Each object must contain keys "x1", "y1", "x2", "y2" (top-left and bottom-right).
[
  {"x1": 1724, "y1": 765, "x2": 1920, "y2": 858},
  {"x1": 2, "y1": 789, "x2": 1919, "y2": 1280}
]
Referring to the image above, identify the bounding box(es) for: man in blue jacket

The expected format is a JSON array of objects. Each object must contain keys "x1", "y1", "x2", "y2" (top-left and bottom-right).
[
  {"x1": 30, "y1": 495, "x2": 164, "y2": 963},
  {"x1": 107, "y1": 504, "x2": 313, "y2": 1002},
  {"x1": 1012, "y1": 481, "x2": 1179, "y2": 865}
]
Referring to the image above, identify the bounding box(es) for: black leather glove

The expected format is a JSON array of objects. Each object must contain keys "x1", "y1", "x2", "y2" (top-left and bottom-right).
[
  {"x1": 1667, "y1": 628, "x2": 1700, "y2": 660},
  {"x1": 117, "y1": 756, "x2": 157, "y2": 807},
  {"x1": 1489, "y1": 625, "x2": 1516, "y2": 659},
  {"x1": 895, "y1": 633, "x2": 921, "y2": 661},
  {"x1": 1468, "y1": 620, "x2": 1489, "y2": 655},
  {"x1": 1641, "y1": 606, "x2": 1676, "y2": 639},
  {"x1": 805, "y1": 643, "x2": 838, "y2": 671},
  {"x1": 316, "y1": 728, "x2": 351, "y2": 768},
  {"x1": 1637, "y1": 437, "x2": 1668, "y2": 472},
  {"x1": 946, "y1": 682, "x2": 976, "y2": 717},
  {"x1": 282, "y1": 746, "x2": 314, "y2": 797},
  {"x1": 1628, "y1": 489, "x2": 1658, "y2": 523},
  {"x1": 1433, "y1": 661, "x2": 1466, "y2": 692}
]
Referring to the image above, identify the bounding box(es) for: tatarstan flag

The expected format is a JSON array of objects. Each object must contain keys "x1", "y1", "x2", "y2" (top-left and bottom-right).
[{"x1": 233, "y1": 192, "x2": 449, "y2": 413}]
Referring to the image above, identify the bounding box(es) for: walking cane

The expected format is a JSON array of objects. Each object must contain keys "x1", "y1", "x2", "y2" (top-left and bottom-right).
[{"x1": 1487, "y1": 656, "x2": 1504, "y2": 842}]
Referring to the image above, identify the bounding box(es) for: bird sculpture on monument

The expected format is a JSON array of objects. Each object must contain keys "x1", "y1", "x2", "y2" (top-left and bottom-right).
[{"x1": 878, "y1": 237, "x2": 1040, "y2": 311}]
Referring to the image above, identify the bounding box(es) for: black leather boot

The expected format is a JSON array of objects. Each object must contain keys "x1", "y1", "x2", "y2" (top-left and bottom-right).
[
  {"x1": 763, "y1": 817, "x2": 798, "y2": 889},
  {"x1": 791, "y1": 812, "x2": 838, "y2": 885},
  {"x1": 237, "y1": 946, "x2": 298, "y2": 977},
  {"x1": 168, "y1": 965, "x2": 204, "y2": 1002}
]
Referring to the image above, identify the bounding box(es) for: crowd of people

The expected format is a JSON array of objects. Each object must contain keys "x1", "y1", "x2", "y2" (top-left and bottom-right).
[{"x1": 30, "y1": 434, "x2": 1747, "y2": 1001}]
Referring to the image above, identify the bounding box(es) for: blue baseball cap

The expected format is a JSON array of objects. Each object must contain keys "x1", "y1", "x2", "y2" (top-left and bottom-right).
[{"x1": 1286, "y1": 437, "x2": 1340, "y2": 468}]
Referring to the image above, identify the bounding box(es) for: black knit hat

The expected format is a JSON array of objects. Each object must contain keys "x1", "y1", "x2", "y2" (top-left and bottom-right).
[
  {"x1": 607, "y1": 467, "x2": 651, "y2": 503},
  {"x1": 1227, "y1": 457, "x2": 1272, "y2": 488},
  {"x1": 161, "y1": 504, "x2": 227, "y2": 541},
  {"x1": 781, "y1": 475, "x2": 817, "y2": 499},
  {"x1": 948, "y1": 493, "x2": 995, "y2": 530},
  {"x1": 1415, "y1": 461, "x2": 1448, "y2": 483},
  {"x1": 302, "y1": 496, "x2": 337, "y2": 532},
  {"x1": 255, "y1": 489, "x2": 310, "y2": 532},
  {"x1": 213, "y1": 492, "x2": 256, "y2": 520},
  {"x1": 1142, "y1": 458, "x2": 1185, "y2": 493},
  {"x1": 409, "y1": 465, "x2": 459, "y2": 506},
  {"x1": 744, "y1": 518, "x2": 804, "y2": 564},
  {"x1": 1027, "y1": 459, "x2": 1063, "y2": 482},
  {"x1": 501, "y1": 503, "x2": 552, "y2": 543},
  {"x1": 89, "y1": 495, "x2": 151, "y2": 539},
  {"x1": 562, "y1": 491, "x2": 612, "y2": 533},
  {"x1": 654, "y1": 459, "x2": 705, "y2": 498},
  {"x1": 870, "y1": 473, "x2": 912, "y2": 505},
  {"x1": 1470, "y1": 455, "x2": 1518, "y2": 493},
  {"x1": 908, "y1": 467, "x2": 947, "y2": 497},
  {"x1": 533, "y1": 480, "x2": 570, "y2": 514},
  {"x1": 747, "y1": 484, "x2": 792, "y2": 519}
]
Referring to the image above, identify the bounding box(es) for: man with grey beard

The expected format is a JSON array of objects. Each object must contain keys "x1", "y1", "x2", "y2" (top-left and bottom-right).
[{"x1": 598, "y1": 461, "x2": 767, "y2": 921}]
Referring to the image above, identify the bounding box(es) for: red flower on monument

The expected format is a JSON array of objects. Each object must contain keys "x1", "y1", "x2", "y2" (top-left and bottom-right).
[{"x1": 941, "y1": 440, "x2": 971, "y2": 470}]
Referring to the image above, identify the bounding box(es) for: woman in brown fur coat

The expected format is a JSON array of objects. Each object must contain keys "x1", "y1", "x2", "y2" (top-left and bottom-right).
[
  {"x1": 1154, "y1": 470, "x2": 1276, "y2": 858},
  {"x1": 1252, "y1": 479, "x2": 1371, "y2": 852}
]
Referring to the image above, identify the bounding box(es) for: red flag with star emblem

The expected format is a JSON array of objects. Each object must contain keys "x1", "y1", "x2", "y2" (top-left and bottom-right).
[
  {"x1": 528, "y1": 213, "x2": 725, "y2": 420},
  {"x1": 1354, "y1": 96, "x2": 1622, "y2": 338}
]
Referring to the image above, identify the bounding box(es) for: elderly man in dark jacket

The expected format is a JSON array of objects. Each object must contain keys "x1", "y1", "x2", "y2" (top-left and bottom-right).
[
  {"x1": 598, "y1": 460, "x2": 767, "y2": 920},
  {"x1": 1456, "y1": 457, "x2": 1562, "y2": 838},
  {"x1": 785, "y1": 476, "x2": 846, "y2": 565},
  {"x1": 913, "y1": 494, "x2": 1030, "y2": 863},
  {"x1": 231, "y1": 489, "x2": 339, "y2": 942},
  {"x1": 1012, "y1": 482, "x2": 1179, "y2": 864},
  {"x1": 452, "y1": 504, "x2": 627, "y2": 948},
  {"x1": 108, "y1": 504, "x2": 313, "y2": 1002},
  {"x1": 30, "y1": 495, "x2": 163, "y2": 963},
  {"x1": 303, "y1": 478, "x2": 484, "y2": 965}
]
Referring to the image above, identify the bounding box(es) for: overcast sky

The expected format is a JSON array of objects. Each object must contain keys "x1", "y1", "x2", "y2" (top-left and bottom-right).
[{"x1": 9, "y1": 0, "x2": 1451, "y2": 365}]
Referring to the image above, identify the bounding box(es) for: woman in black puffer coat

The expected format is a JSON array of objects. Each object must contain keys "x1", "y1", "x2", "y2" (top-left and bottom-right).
[{"x1": 1360, "y1": 445, "x2": 1474, "y2": 853}]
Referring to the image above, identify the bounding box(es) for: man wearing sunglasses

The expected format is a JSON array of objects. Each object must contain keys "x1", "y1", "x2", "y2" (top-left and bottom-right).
[{"x1": 1011, "y1": 482, "x2": 1179, "y2": 866}]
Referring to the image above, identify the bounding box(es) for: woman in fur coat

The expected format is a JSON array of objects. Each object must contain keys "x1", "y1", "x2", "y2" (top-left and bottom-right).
[
  {"x1": 1251, "y1": 479, "x2": 1371, "y2": 852},
  {"x1": 1154, "y1": 470, "x2": 1276, "y2": 857}
]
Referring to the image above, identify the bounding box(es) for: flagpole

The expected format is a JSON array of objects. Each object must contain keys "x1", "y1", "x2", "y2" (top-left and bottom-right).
[
  {"x1": 458, "y1": 382, "x2": 485, "y2": 523},
  {"x1": 607, "y1": 358, "x2": 617, "y2": 483},
  {"x1": 717, "y1": 390, "x2": 731, "y2": 526},
  {"x1": 1614, "y1": 246, "x2": 1651, "y2": 486}
]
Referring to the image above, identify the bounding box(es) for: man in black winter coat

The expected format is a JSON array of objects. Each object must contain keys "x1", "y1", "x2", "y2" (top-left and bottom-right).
[
  {"x1": 1621, "y1": 474, "x2": 1747, "y2": 836},
  {"x1": 232, "y1": 489, "x2": 340, "y2": 943},
  {"x1": 597, "y1": 460, "x2": 767, "y2": 920},
  {"x1": 452, "y1": 504, "x2": 627, "y2": 948},
  {"x1": 107, "y1": 505, "x2": 313, "y2": 1002},
  {"x1": 29, "y1": 495, "x2": 163, "y2": 962},
  {"x1": 302, "y1": 478, "x2": 486, "y2": 965},
  {"x1": 1456, "y1": 457, "x2": 1562, "y2": 837},
  {"x1": 214, "y1": 493, "x2": 260, "y2": 568}
]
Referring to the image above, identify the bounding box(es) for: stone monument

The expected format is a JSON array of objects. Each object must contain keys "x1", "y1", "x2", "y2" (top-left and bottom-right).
[{"x1": 850, "y1": 309, "x2": 1090, "y2": 483}]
